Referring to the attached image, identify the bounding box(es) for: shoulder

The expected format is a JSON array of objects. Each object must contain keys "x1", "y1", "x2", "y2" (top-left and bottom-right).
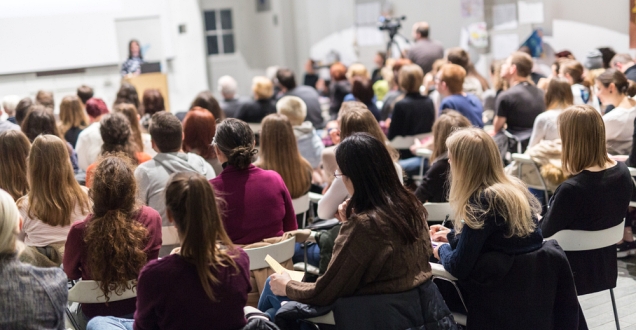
[
  {"x1": 138, "y1": 206, "x2": 162, "y2": 223},
  {"x1": 230, "y1": 247, "x2": 250, "y2": 270},
  {"x1": 139, "y1": 254, "x2": 181, "y2": 280},
  {"x1": 28, "y1": 264, "x2": 67, "y2": 295}
]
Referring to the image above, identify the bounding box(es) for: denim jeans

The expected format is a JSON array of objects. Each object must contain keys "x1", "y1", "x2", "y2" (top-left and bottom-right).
[
  {"x1": 292, "y1": 243, "x2": 320, "y2": 267},
  {"x1": 86, "y1": 316, "x2": 134, "y2": 330},
  {"x1": 398, "y1": 157, "x2": 429, "y2": 178},
  {"x1": 257, "y1": 277, "x2": 291, "y2": 321}
]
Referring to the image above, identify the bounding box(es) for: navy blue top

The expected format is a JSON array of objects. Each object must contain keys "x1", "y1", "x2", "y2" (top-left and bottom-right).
[
  {"x1": 438, "y1": 193, "x2": 543, "y2": 280},
  {"x1": 344, "y1": 94, "x2": 380, "y2": 121},
  {"x1": 439, "y1": 94, "x2": 484, "y2": 128}
]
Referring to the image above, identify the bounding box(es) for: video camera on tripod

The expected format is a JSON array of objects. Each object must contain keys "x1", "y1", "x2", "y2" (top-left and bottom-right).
[{"x1": 377, "y1": 15, "x2": 408, "y2": 57}]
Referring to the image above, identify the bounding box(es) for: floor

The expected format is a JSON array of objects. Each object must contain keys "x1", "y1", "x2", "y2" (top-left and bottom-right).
[{"x1": 580, "y1": 254, "x2": 636, "y2": 330}]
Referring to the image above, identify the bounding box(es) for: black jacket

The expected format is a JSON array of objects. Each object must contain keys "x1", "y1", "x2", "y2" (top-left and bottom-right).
[
  {"x1": 415, "y1": 157, "x2": 449, "y2": 203},
  {"x1": 236, "y1": 99, "x2": 276, "y2": 123},
  {"x1": 387, "y1": 93, "x2": 435, "y2": 141}
]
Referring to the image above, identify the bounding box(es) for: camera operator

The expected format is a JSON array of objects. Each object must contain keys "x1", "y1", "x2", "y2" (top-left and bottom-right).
[{"x1": 406, "y1": 22, "x2": 444, "y2": 75}]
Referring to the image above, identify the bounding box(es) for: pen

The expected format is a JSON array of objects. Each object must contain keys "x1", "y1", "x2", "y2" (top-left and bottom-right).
[{"x1": 441, "y1": 214, "x2": 449, "y2": 228}]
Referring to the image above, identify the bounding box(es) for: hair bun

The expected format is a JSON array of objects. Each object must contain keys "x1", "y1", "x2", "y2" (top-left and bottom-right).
[{"x1": 229, "y1": 146, "x2": 256, "y2": 169}]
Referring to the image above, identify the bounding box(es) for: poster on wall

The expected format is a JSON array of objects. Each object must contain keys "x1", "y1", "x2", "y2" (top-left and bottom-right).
[
  {"x1": 461, "y1": 0, "x2": 484, "y2": 19},
  {"x1": 631, "y1": 0, "x2": 636, "y2": 48}
]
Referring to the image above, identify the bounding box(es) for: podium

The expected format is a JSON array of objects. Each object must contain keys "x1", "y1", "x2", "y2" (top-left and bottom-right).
[{"x1": 122, "y1": 72, "x2": 170, "y2": 112}]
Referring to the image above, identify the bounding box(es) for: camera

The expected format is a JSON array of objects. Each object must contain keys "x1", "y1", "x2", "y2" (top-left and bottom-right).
[{"x1": 378, "y1": 15, "x2": 406, "y2": 39}]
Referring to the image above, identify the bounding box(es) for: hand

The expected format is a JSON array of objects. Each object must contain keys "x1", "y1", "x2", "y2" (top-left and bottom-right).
[
  {"x1": 270, "y1": 272, "x2": 292, "y2": 296},
  {"x1": 433, "y1": 244, "x2": 444, "y2": 260},
  {"x1": 289, "y1": 229, "x2": 312, "y2": 243},
  {"x1": 429, "y1": 225, "x2": 450, "y2": 243},
  {"x1": 329, "y1": 128, "x2": 341, "y2": 145},
  {"x1": 335, "y1": 198, "x2": 351, "y2": 222},
  {"x1": 409, "y1": 138, "x2": 423, "y2": 154}
]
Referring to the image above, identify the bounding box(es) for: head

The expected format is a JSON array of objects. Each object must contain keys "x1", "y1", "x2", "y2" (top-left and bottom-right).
[
  {"x1": 0, "y1": 189, "x2": 20, "y2": 256},
  {"x1": 558, "y1": 105, "x2": 611, "y2": 174},
  {"x1": 114, "y1": 83, "x2": 140, "y2": 111},
  {"x1": 446, "y1": 128, "x2": 540, "y2": 236},
  {"x1": 0, "y1": 131, "x2": 30, "y2": 200},
  {"x1": 14, "y1": 97, "x2": 33, "y2": 126},
  {"x1": 149, "y1": 111, "x2": 183, "y2": 153},
  {"x1": 141, "y1": 89, "x2": 165, "y2": 116},
  {"x1": 346, "y1": 63, "x2": 370, "y2": 81},
  {"x1": 217, "y1": 75, "x2": 238, "y2": 100},
  {"x1": 2, "y1": 95, "x2": 20, "y2": 117},
  {"x1": 446, "y1": 47, "x2": 470, "y2": 70},
  {"x1": 76, "y1": 85, "x2": 94, "y2": 105},
  {"x1": 59, "y1": 95, "x2": 88, "y2": 134},
  {"x1": 412, "y1": 22, "x2": 430, "y2": 40},
  {"x1": 113, "y1": 103, "x2": 143, "y2": 152},
  {"x1": 276, "y1": 68, "x2": 297, "y2": 92},
  {"x1": 501, "y1": 52, "x2": 534, "y2": 80},
  {"x1": 190, "y1": 90, "x2": 223, "y2": 121},
  {"x1": 330, "y1": 62, "x2": 347, "y2": 81},
  {"x1": 545, "y1": 78, "x2": 574, "y2": 109},
  {"x1": 374, "y1": 52, "x2": 387, "y2": 68},
  {"x1": 251, "y1": 76, "x2": 274, "y2": 100},
  {"x1": 559, "y1": 60, "x2": 585, "y2": 85},
  {"x1": 338, "y1": 102, "x2": 397, "y2": 161},
  {"x1": 436, "y1": 63, "x2": 466, "y2": 96},
  {"x1": 584, "y1": 50, "x2": 604, "y2": 71},
  {"x1": 85, "y1": 98, "x2": 109, "y2": 121},
  {"x1": 555, "y1": 50, "x2": 574, "y2": 60},
  {"x1": 399, "y1": 64, "x2": 424, "y2": 93},
  {"x1": 128, "y1": 39, "x2": 142, "y2": 59},
  {"x1": 598, "y1": 47, "x2": 617, "y2": 69},
  {"x1": 183, "y1": 107, "x2": 217, "y2": 159},
  {"x1": 85, "y1": 155, "x2": 147, "y2": 301},
  {"x1": 392, "y1": 58, "x2": 413, "y2": 85},
  {"x1": 610, "y1": 53, "x2": 635, "y2": 72},
  {"x1": 595, "y1": 68, "x2": 629, "y2": 104},
  {"x1": 351, "y1": 77, "x2": 374, "y2": 103},
  {"x1": 35, "y1": 90, "x2": 54, "y2": 109},
  {"x1": 431, "y1": 111, "x2": 471, "y2": 160},
  {"x1": 489, "y1": 60, "x2": 507, "y2": 91},
  {"x1": 336, "y1": 133, "x2": 427, "y2": 244},
  {"x1": 99, "y1": 113, "x2": 138, "y2": 165},
  {"x1": 276, "y1": 96, "x2": 307, "y2": 126},
  {"x1": 21, "y1": 105, "x2": 60, "y2": 142},
  {"x1": 23, "y1": 135, "x2": 90, "y2": 227},
  {"x1": 213, "y1": 118, "x2": 256, "y2": 170},
  {"x1": 165, "y1": 172, "x2": 238, "y2": 301}
]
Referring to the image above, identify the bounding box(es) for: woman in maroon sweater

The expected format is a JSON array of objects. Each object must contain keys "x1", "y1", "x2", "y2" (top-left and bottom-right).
[
  {"x1": 64, "y1": 156, "x2": 162, "y2": 327},
  {"x1": 87, "y1": 172, "x2": 251, "y2": 330},
  {"x1": 210, "y1": 118, "x2": 297, "y2": 244}
]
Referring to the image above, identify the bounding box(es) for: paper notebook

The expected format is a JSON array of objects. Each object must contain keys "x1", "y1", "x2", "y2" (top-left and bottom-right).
[{"x1": 265, "y1": 254, "x2": 305, "y2": 282}]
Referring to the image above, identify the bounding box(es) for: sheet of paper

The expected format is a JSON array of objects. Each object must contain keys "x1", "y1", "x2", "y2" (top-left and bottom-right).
[
  {"x1": 265, "y1": 254, "x2": 305, "y2": 282},
  {"x1": 493, "y1": 3, "x2": 518, "y2": 30},
  {"x1": 518, "y1": 1, "x2": 544, "y2": 24},
  {"x1": 492, "y1": 33, "x2": 520, "y2": 60}
]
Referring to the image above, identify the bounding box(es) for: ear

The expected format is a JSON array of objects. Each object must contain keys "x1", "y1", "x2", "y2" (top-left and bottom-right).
[{"x1": 167, "y1": 209, "x2": 175, "y2": 225}]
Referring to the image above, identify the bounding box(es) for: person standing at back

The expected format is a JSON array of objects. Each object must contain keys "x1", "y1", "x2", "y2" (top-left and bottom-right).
[
  {"x1": 406, "y1": 22, "x2": 444, "y2": 75},
  {"x1": 435, "y1": 64, "x2": 484, "y2": 127},
  {"x1": 276, "y1": 68, "x2": 325, "y2": 129},
  {"x1": 493, "y1": 52, "x2": 546, "y2": 136}
]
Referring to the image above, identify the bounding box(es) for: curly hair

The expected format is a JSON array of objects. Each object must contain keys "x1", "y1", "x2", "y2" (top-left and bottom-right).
[
  {"x1": 99, "y1": 113, "x2": 139, "y2": 165},
  {"x1": 85, "y1": 155, "x2": 148, "y2": 302}
]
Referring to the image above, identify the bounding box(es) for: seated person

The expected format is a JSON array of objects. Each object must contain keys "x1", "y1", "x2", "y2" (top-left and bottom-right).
[
  {"x1": 528, "y1": 78, "x2": 573, "y2": 148},
  {"x1": 344, "y1": 77, "x2": 381, "y2": 120},
  {"x1": 435, "y1": 63, "x2": 484, "y2": 128},
  {"x1": 236, "y1": 76, "x2": 276, "y2": 123},
  {"x1": 87, "y1": 173, "x2": 251, "y2": 330},
  {"x1": 182, "y1": 108, "x2": 222, "y2": 175},
  {"x1": 64, "y1": 156, "x2": 162, "y2": 327},
  {"x1": 211, "y1": 119, "x2": 297, "y2": 244},
  {"x1": 596, "y1": 69, "x2": 636, "y2": 155},
  {"x1": 0, "y1": 189, "x2": 68, "y2": 328},
  {"x1": 0, "y1": 130, "x2": 30, "y2": 201}
]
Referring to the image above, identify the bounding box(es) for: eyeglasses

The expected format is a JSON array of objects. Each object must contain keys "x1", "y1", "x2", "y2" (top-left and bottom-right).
[{"x1": 334, "y1": 171, "x2": 344, "y2": 178}]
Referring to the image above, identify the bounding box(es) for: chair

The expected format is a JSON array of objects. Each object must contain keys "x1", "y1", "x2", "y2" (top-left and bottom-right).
[
  {"x1": 244, "y1": 237, "x2": 296, "y2": 271},
  {"x1": 511, "y1": 153, "x2": 550, "y2": 204},
  {"x1": 66, "y1": 280, "x2": 137, "y2": 330},
  {"x1": 545, "y1": 219, "x2": 626, "y2": 330},
  {"x1": 430, "y1": 263, "x2": 467, "y2": 326},
  {"x1": 423, "y1": 202, "x2": 453, "y2": 224},
  {"x1": 161, "y1": 225, "x2": 180, "y2": 246},
  {"x1": 292, "y1": 193, "x2": 310, "y2": 228},
  {"x1": 388, "y1": 133, "x2": 431, "y2": 150},
  {"x1": 414, "y1": 148, "x2": 433, "y2": 183},
  {"x1": 629, "y1": 167, "x2": 636, "y2": 208}
]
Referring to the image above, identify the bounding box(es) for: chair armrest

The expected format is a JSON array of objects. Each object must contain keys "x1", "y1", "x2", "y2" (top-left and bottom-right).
[
  {"x1": 306, "y1": 311, "x2": 336, "y2": 325},
  {"x1": 430, "y1": 262, "x2": 457, "y2": 281},
  {"x1": 511, "y1": 153, "x2": 533, "y2": 163},
  {"x1": 308, "y1": 192, "x2": 323, "y2": 203}
]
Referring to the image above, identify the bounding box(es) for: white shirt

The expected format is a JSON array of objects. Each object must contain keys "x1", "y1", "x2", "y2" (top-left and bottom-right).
[
  {"x1": 603, "y1": 105, "x2": 636, "y2": 155},
  {"x1": 528, "y1": 109, "x2": 563, "y2": 148},
  {"x1": 75, "y1": 122, "x2": 103, "y2": 171}
]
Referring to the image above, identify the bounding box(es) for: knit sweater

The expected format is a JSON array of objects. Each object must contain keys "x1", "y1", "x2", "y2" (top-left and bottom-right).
[{"x1": 285, "y1": 212, "x2": 432, "y2": 306}]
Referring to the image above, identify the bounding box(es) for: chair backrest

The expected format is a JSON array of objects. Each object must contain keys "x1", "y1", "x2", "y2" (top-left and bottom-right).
[
  {"x1": 244, "y1": 237, "x2": 296, "y2": 270},
  {"x1": 308, "y1": 192, "x2": 324, "y2": 203},
  {"x1": 389, "y1": 133, "x2": 431, "y2": 149},
  {"x1": 629, "y1": 167, "x2": 636, "y2": 177},
  {"x1": 545, "y1": 219, "x2": 625, "y2": 251},
  {"x1": 414, "y1": 148, "x2": 433, "y2": 159},
  {"x1": 162, "y1": 226, "x2": 180, "y2": 246},
  {"x1": 511, "y1": 153, "x2": 549, "y2": 191},
  {"x1": 68, "y1": 280, "x2": 137, "y2": 304},
  {"x1": 248, "y1": 123, "x2": 262, "y2": 134},
  {"x1": 424, "y1": 202, "x2": 453, "y2": 222},
  {"x1": 292, "y1": 193, "x2": 310, "y2": 215}
]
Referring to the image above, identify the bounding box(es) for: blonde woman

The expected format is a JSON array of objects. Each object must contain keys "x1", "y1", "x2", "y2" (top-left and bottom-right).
[
  {"x1": 541, "y1": 105, "x2": 633, "y2": 292},
  {"x1": 16, "y1": 135, "x2": 91, "y2": 263},
  {"x1": 255, "y1": 114, "x2": 312, "y2": 199},
  {"x1": 58, "y1": 95, "x2": 88, "y2": 148},
  {"x1": 236, "y1": 76, "x2": 275, "y2": 123},
  {"x1": 431, "y1": 128, "x2": 543, "y2": 280}
]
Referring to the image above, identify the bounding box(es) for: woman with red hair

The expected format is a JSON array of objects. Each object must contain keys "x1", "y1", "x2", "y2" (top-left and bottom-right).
[
  {"x1": 182, "y1": 107, "x2": 221, "y2": 174},
  {"x1": 328, "y1": 62, "x2": 351, "y2": 119}
]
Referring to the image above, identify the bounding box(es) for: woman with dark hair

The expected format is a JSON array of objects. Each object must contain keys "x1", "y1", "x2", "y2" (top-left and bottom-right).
[
  {"x1": 596, "y1": 69, "x2": 636, "y2": 154},
  {"x1": 113, "y1": 102, "x2": 155, "y2": 157},
  {"x1": 328, "y1": 62, "x2": 351, "y2": 119},
  {"x1": 87, "y1": 172, "x2": 250, "y2": 330},
  {"x1": 140, "y1": 89, "x2": 165, "y2": 131},
  {"x1": 183, "y1": 107, "x2": 221, "y2": 174},
  {"x1": 58, "y1": 95, "x2": 88, "y2": 148},
  {"x1": 65, "y1": 155, "x2": 162, "y2": 327},
  {"x1": 120, "y1": 39, "x2": 143, "y2": 76},
  {"x1": 0, "y1": 130, "x2": 30, "y2": 200},
  {"x1": 210, "y1": 118, "x2": 297, "y2": 244},
  {"x1": 259, "y1": 133, "x2": 447, "y2": 322},
  {"x1": 14, "y1": 97, "x2": 33, "y2": 126},
  {"x1": 113, "y1": 83, "x2": 140, "y2": 111},
  {"x1": 345, "y1": 77, "x2": 380, "y2": 120},
  {"x1": 191, "y1": 90, "x2": 224, "y2": 121}
]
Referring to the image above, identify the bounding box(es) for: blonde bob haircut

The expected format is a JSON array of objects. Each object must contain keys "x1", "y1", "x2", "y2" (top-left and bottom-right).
[
  {"x1": 446, "y1": 128, "x2": 541, "y2": 237},
  {"x1": 0, "y1": 189, "x2": 20, "y2": 255},
  {"x1": 346, "y1": 63, "x2": 370, "y2": 80},
  {"x1": 276, "y1": 96, "x2": 307, "y2": 126},
  {"x1": 252, "y1": 76, "x2": 274, "y2": 100},
  {"x1": 558, "y1": 105, "x2": 612, "y2": 174},
  {"x1": 399, "y1": 64, "x2": 424, "y2": 93}
]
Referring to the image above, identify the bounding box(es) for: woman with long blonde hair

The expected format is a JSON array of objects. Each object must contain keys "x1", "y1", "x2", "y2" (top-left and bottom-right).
[
  {"x1": 256, "y1": 114, "x2": 312, "y2": 199},
  {"x1": 16, "y1": 135, "x2": 90, "y2": 259},
  {"x1": 58, "y1": 95, "x2": 88, "y2": 148},
  {"x1": 431, "y1": 128, "x2": 543, "y2": 280},
  {"x1": 0, "y1": 130, "x2": 30, "y2": 200}
]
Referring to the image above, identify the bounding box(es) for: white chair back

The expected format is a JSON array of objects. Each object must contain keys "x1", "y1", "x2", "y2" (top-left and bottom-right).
[
  {"x1": 244, "y1": 237, "x2": 296, "y2": 270},
  {"x1": 308, "y1": 192, "x2": 324, "y2": 203},
  {"x1": 414, "y1": 148, "x2": 433, "y2": 159},
  {"x1": 511, "y1": 153, "x2": 549, "y2": 191},
  {"x1": 629, "y1": 167, "x2": 636, "y2": 177},
  {"x1": 162, "y1": 226, "x2": 180, "y2": 246},
  {"x1": 292, "y1": 193, "x2": 310, "y2": 215},
  {"x1": 248, "y1": 123, "x2": 262, "y2": 133},
  {"x1": 424, "y1": 202, "x2": 453, "y2": 222},
  {"x1": 389, "y1": 133, "x2": 431, "y2": 149},
  {"x1": 68, "y1": 280, "x2": 137, "y2": 304},
  {"x1": 545, "y1": 219, "x2": 625, "y2": 251}
]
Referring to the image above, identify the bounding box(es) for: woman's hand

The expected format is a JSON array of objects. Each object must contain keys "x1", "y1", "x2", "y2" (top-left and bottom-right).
[
  {"x1": 433, "y1": 244, "x2": 446, "y2": 260},
  {"x1": 429, "y1": 225, "x2": 450, "y2": 243},
  {"x1": 270, "y1": 272, "x2": 292, "y2": 296},
  {"x1": 335, "y1": 198, "x2": 351, "y2": 222}
]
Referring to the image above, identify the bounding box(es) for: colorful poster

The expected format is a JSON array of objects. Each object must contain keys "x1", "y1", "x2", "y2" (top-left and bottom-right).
[{"x1": 461, "y1": 0, "x2": 484, "y2": 19}]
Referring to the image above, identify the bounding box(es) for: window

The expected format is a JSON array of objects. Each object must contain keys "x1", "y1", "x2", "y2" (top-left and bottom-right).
[{"x1": 204, "y1": 9, "x2": 235, "y2": 55}]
